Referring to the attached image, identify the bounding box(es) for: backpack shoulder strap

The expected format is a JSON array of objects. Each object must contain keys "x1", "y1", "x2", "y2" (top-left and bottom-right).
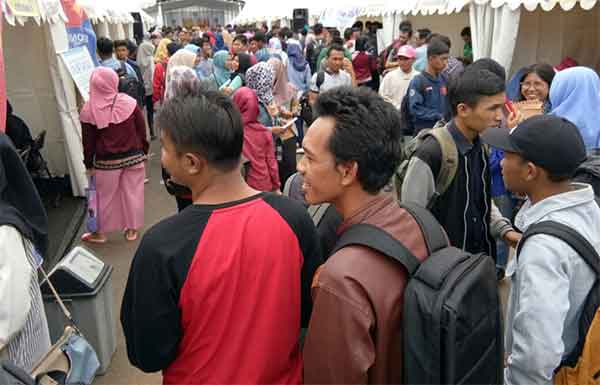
[
  {"x1": 332, "y1": 223, "x2": 421, "y2": 276},
  {"x1": 517, "y1": 220, "x2": 600, "y2": 277},
  {"x1": 316, "y1": 71, "x2": 325, "y2": 91},
  {"x1": 308, "y1": 203, "x2": 331, "y2": 226},
  {"x1": 118, "y1": 61, "x2": 127, "y2": 76},
  {"x1": 400, "y1": 202, "x2": 448, "y2": 254},
  {"x1": 283, "y1": 173, "x2": 296, "y2": 197},
  {"x1": 428, "y1": 123, "x2": 459, "y2": 197}
]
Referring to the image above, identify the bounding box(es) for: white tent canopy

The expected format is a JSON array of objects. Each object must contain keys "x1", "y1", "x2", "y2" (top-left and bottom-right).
[{"x1": 3, "y1": 0, "x2": 149, "y2": 197}]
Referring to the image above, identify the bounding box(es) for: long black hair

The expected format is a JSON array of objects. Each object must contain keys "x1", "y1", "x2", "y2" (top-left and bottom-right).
[{"x1": 518, "y1": 63, "x2": 555, "y2": 101}]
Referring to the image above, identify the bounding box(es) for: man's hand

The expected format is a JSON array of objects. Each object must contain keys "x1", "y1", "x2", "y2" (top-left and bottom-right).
[
  {"x1": 271, "y1": 126, "x2": 287, "y2": 135},
  {"x1": 503, "y1": 230, "x2": 522, "y2": 249},
  {"x1": 506, "y1": 109, "x2": 524, "y2": 130},
  {"x1": 86, "y1": 168, "x2": 95, "y2": 177}
]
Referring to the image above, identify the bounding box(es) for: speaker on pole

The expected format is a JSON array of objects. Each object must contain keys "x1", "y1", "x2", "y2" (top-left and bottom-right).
[{"x1": 292, "y1": 8, "x2": 308, "y2": 33}]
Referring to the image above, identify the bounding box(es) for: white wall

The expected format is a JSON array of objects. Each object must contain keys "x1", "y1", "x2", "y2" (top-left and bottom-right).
[
  {"x1": 404, "y1": 11, "x2": 470, "y2": 58},
  {"x1": 510, "y1": 4, "x2": 600, "y2": 75}
]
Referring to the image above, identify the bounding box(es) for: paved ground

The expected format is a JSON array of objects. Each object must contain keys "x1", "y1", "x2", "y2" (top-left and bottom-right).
[
  {"x1": 75, "y1": 142, "x2": 172, "y2": 385},
  {"x1": 66, "y1": 140, "x2": 512, "y2": 385}
]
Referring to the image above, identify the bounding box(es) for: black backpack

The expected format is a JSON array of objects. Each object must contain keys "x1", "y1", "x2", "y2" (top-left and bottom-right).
[
  {"x1": 574, "y1": 156, "x2": 600, "y2": 198},
  {"x1": 332, "y1": 203, "x2": 503, "y2": 385},
  {"x1": 115, "y1": 62, "x2": 143, "y2": 106},
  {"x1": 299, "y1": 72, "x2": 325, "y2": 127}
]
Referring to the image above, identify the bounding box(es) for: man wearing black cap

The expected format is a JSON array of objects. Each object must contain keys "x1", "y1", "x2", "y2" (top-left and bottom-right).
[{"x1": 483, "y1": 114, "x2": 600, "y2": 385}]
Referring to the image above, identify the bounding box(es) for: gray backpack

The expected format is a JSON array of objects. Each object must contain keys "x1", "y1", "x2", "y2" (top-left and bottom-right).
[{"x1": 393, "y1": 123, "x2": 458, "y2": 207}]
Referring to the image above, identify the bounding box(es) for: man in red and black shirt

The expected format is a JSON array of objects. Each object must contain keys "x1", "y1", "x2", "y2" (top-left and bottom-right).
[{"x1": 120, "y1": 90, "x2": 323, "y2": 385}]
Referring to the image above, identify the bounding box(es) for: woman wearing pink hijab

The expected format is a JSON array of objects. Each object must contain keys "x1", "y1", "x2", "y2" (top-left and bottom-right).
[{"x1": 80, "y1": 67, "x2": 148, "y2": 243}]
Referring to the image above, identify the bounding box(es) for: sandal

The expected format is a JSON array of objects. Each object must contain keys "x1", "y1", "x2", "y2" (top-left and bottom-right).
[
  {"x1": 81, "y1": 232, "x2": 107, "y2": 244},
  {"x1": 125, "y1": 229, "x2": 138, "y2": 242}
]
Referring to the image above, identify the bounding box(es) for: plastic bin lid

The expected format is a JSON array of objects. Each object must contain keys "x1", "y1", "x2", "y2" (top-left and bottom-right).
[{"x1": 41, "y1": 246, "x2": 110, "y2": 296}]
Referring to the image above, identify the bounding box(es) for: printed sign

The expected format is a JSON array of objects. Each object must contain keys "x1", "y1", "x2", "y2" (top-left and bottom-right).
[
  {"x1": 61, "y1": 0, "x2": 98, "y2": 66},
  {"x1": 5, "y1": 0, "x2": 40, "y2": 17},
  {"x1": 60, "y1": 46, "x2": 96, "y2": 101}
]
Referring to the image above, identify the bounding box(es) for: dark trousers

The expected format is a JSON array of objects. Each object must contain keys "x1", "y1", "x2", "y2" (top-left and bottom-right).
[
  {"x1": 145, "y1": 95, "x2": 154, "y2": 138},
  {"x1": 278, "y1": 137, "x2": 297, "y2": 190}
]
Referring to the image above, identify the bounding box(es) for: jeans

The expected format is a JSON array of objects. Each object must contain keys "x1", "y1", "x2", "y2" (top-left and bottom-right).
[{"x1": 494, "y1": 194, "x2": 515, "y2": 269}]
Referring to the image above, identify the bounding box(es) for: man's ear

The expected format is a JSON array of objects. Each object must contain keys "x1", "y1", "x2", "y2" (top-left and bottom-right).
[
  {"x1": 456, "y1": 103, "x2": 470, "y2": 119},
  {"x1": 337, "y1": 160, "x2": 358, "y2": 188},
  {"x1": 184, "y1": 152, "x2": 207, "y2": 176},
  {"x1": 525, "y1": 161, "x2": 539, "y2": 182}
]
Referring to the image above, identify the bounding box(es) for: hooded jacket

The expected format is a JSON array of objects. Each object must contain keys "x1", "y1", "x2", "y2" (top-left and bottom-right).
[{"x1": 233, "y1": 87, "x2": 280, "y2": 192}]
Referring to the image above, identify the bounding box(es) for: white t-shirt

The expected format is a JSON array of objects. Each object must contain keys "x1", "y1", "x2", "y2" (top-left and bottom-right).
[
  {"x1": 310, "y1": 70, "x2": 352, "y2": 93},
  {"x1": 379, "y1": 67, "x2": 420, "y2": 110}
]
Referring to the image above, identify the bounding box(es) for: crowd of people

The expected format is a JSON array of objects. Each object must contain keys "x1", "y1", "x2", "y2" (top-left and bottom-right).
[{"x1": 2, "y1": 17, "x2": 600, "y2": 385}]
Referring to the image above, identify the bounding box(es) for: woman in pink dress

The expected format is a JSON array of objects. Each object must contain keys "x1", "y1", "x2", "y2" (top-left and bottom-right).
[{"x1": 80, "y1": 67, "x2": 148, "y2": 243}]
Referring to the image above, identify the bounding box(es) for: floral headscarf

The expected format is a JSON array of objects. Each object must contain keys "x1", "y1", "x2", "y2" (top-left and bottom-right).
[
  {"x1": 165, "y1": 66, "x2": 200, "y2": 100},
  {"x1": 245, "y1": 62, "x2": 274, "y2": 105}
]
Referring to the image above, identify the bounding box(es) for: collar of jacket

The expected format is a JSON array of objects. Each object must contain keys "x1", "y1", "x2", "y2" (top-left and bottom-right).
[
  {"x1": 448, "y1": 120, "x2": 482, "y2": 156},
  {"x1": 515, "y1": 183, "x2": 595, "y2": 232}
]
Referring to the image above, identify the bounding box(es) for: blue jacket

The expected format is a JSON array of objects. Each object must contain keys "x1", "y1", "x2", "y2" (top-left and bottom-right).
[
  {"x1": 407, "y1": 72, "x2": 451, "y2": 133},
  {"x1": 490, "y1": 147, "x2": 508, "y2": 198}
]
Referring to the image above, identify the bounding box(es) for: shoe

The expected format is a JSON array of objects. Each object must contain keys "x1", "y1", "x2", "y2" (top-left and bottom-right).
[
  {"x1": 125, "y1": 229, "x2": 138, "y2": 242},
  {"x1": 81, "y1": 232, "x2": 107, "y2": 244}
]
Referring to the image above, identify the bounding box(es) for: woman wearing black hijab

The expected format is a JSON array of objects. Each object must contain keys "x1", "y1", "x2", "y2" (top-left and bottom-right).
[{"x1": 0, "y1": 133, "x2": 51, "y2": 371}]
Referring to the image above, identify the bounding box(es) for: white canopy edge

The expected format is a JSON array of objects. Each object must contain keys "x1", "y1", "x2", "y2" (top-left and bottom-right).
[
  {"x1": 235, "y1": 0, "x2": 598, "y2": 24},
  {"x1": 472, "y1": 0, "x2": 598, "y2": 12},
  {"x1": 1, "y1": 0, "x2": 67, "y2": 27}
]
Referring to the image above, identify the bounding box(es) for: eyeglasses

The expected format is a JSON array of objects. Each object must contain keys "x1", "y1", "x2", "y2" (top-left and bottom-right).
[{"x1": 520, "y1": 81, "x2": 547, "y2": 90}]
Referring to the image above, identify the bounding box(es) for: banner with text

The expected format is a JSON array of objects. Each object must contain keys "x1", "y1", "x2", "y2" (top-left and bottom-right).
[
  {"x1": 60, "y1": 46, "x2": 95, "y2": 102},
  {"x1": 61, "y1": 0, "x2": 98, "y2": 66}
]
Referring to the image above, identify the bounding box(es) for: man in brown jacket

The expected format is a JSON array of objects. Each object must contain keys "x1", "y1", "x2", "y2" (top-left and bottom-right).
[{"x1": 298, "y1": 86, "x2": 431, "y2": 384}]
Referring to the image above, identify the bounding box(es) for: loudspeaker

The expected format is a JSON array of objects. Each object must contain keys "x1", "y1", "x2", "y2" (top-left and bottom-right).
[
  {"x1": 292, "y1": 8, "x2": 308, "y2": 32},
  {"x1": 131, "y1": 12, "x2": 144, "y2": 44}
]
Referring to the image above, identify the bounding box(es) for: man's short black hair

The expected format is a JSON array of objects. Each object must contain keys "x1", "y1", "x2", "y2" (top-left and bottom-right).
[
  {"x1": 97, "y1": 37, "x2": 114, "y2": 56},
  {"x1": 280, "y1": 27, "x2": 292, "y2": 39},
  {"x1": 470, "y1": 58, "x2": 506, "y2": 82},
  {"x1": 417, "y1": 28, "x2": 432, "y2": 40},
  {"x1": 114, "y1": 39, "x2": 128, "y2": 49},
  {"x1": 167, "y1": 43, "x2": 181, "y2": 57},
  {"x1": 314, "y1": 87, "x2": 403, "y2": 194},
  {"x1": 157, "y1": 90, "x2": 244, "y2": 172},
  {"x1": 448, "y1": 68, "x2": 505, "y2": 116},
  {"x1": 427, "y1": 38, "x2": 450, "y2": 58},
  {"x1": 251, "y1": 31, "x2": 265, "y2": 42},
  {"x1": 429, "y1": 34, "x2": 451, "y2": 49},
  {"x1": 399, "y1": 20, "x2": 413, "y2": 37},
  {"x1": 233, "y1": 34, "x2": 248, "y2": 45},
  {"x1": 461, "y1": 26, "x2": 471, "y2": 37},
  {"x1": 328, "y1": 43, "x2": 345, "y2": 57},
  {"x1": 313, "y1": 23, "x2": 324, "y2": 35},
  {"x1": 190, "y1": 37, "x2": 203, "y2": 46},
  {"x1": 343, "y1": 28, "x2": 352, "y2": 41}
]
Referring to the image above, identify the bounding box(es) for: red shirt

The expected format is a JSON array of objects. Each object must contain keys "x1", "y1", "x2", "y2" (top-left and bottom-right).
[
  {"x1": 120, "y1": 194, "x2": 323, "y2": 385},
  {"x1": 153, "y1": 61, "x2": 167, "y2": 104}
]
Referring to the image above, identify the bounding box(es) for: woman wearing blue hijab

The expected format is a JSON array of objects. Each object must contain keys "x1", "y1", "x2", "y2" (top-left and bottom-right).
[
  {"x1": 551, "y1": 66, "x2": 600, "y2": 152},
  {"x1": 208, "y1": 50, "x2": 232, "y2": 89},
  {"x1": 286, "y1": 42, "x2": 311, "y2": 95}
]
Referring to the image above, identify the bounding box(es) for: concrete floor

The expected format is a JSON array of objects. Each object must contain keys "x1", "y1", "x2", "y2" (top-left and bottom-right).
[
  {"x1": 76, "y1": 142, "x2": 174, "y2": 385},
  {"x1": 70, "y1": 141, "x2": 512, "y2": 385}
]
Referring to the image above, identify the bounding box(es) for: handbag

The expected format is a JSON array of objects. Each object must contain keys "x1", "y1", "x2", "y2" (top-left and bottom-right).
[
  {"x1": 0, "y1": 263, "x2": 100, "y2": 385},
  {"x1": 85, "y1": 176, "x2": 98, "y2": 233}
]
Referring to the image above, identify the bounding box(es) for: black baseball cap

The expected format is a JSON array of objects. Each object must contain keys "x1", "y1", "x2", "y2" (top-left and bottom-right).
[{"x1": 481, "y1": 114, "x2": 587, "y2": 176}]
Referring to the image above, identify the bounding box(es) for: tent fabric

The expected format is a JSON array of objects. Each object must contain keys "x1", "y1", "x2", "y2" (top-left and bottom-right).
[
  {"x1": 470, "y1": 2, "x2": 521, "y2": 73},
  {"x1": 473, "y1": 0, "x2": 599, "y2": 12}
]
